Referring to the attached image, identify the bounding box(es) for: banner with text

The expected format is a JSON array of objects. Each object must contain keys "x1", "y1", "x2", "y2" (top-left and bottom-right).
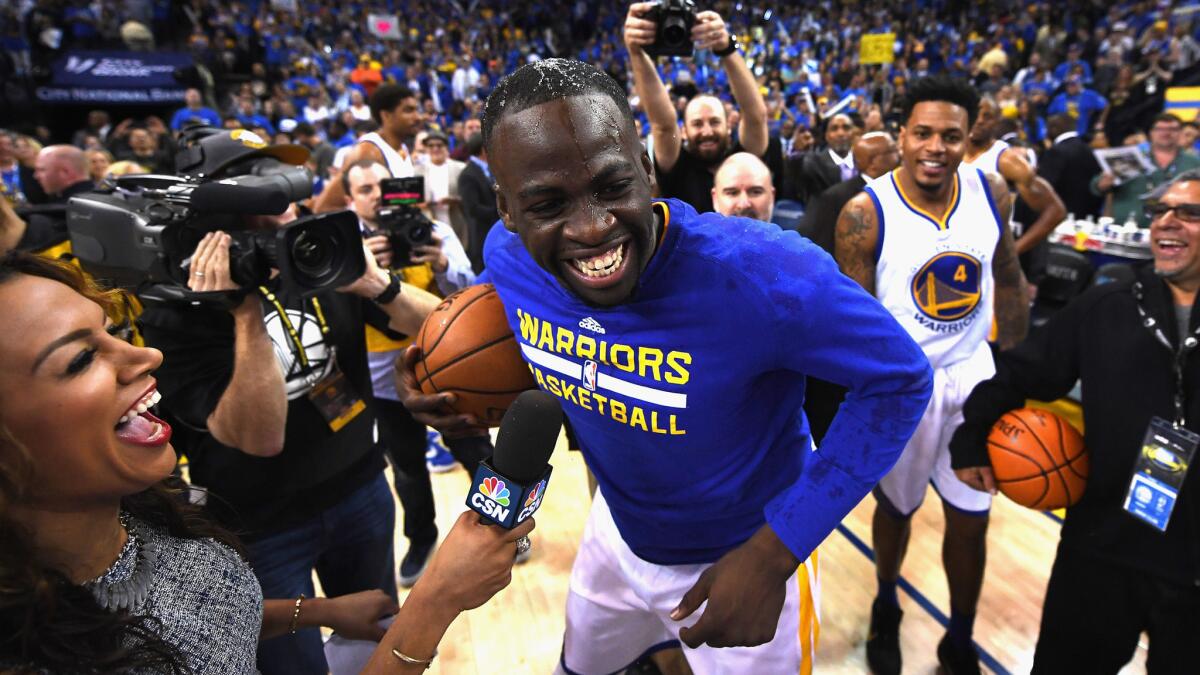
[
  {"x1": 859, "y1": 33, "x2": 896, "y2": 65},
  {"x1": 37, "y1": 51, "x2": 192, "y2": 105}
]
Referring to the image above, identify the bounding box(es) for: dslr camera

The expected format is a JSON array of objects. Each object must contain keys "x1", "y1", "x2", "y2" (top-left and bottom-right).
[
  {"x1": 645, "y1": 0, "x2": 697, "y2": 58},
  {"x1": 65, "y1": 127, "x2": 365, "y2": 305},
  {"x1": 375, "y1": 176, "x2": 435, "y2": 267}
]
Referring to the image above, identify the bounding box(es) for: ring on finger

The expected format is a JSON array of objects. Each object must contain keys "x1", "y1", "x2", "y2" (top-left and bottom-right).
[
  {"x1": 515, "y1": 535, "x2": 532, "y2": 557},
  {"x1": 194, "y1": 271, "x2": 205, "y2": 278}
]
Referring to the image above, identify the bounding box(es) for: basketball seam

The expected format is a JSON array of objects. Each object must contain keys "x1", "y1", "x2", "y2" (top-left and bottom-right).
[
  {"x1": 1052, "y1": 415, "x2": 1074, "y2": 506},
  {"x1": 1012, "y1": 413, "x2": 1059, "y2": 473},
  {"x1": 420, "y1": 333, "x2": 518, "y2": 385},
  {"x1": 421, "y1": 286, "x2": 495, "y2": 363},
  {"x1": 989, "y1": 441, "x2": 1054, "y2": 481}
]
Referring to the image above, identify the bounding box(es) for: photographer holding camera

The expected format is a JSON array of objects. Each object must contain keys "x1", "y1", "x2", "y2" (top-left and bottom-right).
[
  {"x1": 623, "y1": 1, "x2": 768, "y2": 213},
  {"x1": 136, "y1": 132, "x2": 441, "y2": 675},
  {"x1": 341, "y1": 158, "x2": 489, "y2": 586}
]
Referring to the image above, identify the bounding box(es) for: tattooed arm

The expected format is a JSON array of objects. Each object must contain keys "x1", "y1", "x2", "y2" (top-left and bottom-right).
[
  {"x1": 987, "y1": 172, "x2": 1030, "y2": 350},
  {"x1": 834, "y1": 192, "x2": 880, "y2": 296}
]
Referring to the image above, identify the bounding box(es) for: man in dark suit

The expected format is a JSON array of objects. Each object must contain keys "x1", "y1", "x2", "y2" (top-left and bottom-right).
[
  {"x1": 1039, "y1": 113, "x2": 1104, "y2": 219},
  {"x1": 457, "y1": 132, "x2": 498, "y2": 273},
  {"x1": 798, "y1": 132, "x2": 899, "y2": 255},
  {"x1": 784, "y1": 113, "x2": 857, "y2": 205},
  {"x1": 796, "y1": 131, "x2": 900, "y2": 447}
]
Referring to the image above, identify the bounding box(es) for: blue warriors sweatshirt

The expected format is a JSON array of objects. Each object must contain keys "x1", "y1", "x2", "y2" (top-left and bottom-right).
[{"x1": 482, "y1": 199, "x2": 932, "y2": 565}]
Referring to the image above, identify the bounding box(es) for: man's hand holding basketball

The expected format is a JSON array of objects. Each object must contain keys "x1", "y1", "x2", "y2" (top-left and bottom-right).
[
  {"x1": 955, "y1": 465, "x2": 998, "y2": 495},
  {"x1": 395, "y1": 345, "x2": 489, "y2": 438},
  {"x1": 671, "y1": 524, "x2": 799, "y2": 648}
]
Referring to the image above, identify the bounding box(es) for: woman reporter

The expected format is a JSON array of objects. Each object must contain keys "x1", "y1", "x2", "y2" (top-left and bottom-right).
[{"x1": 0, "y1": 252, "x2": 533, "y2": 673}]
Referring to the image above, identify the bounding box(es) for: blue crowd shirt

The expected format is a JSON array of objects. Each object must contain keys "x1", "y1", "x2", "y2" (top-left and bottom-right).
[
  {"x1": 1048, "y1": 89, "x2": 1108, "y2": 136},
  {"x1": 480, "y1": 199, "x2": 932, "y2": 564},
  {"x1": 170, "y1": 106, "x2": 222, "y2": 131}
]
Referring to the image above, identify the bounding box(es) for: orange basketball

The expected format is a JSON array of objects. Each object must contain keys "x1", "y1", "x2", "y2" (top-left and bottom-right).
[
  {"x1": 414, "y1": 284, "x2": 536, "y2": 426},
  {"x1": 987, "y1": 407, "x2": 1088, "y2": 510}
]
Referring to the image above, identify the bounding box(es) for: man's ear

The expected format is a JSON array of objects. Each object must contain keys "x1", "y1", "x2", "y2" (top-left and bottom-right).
[
  {"x1": 496, "y1": 187, "x2": 517, "y2": 232},
  {"x1": 642, "y1": 148, "x2": 657, "y2": 194}
]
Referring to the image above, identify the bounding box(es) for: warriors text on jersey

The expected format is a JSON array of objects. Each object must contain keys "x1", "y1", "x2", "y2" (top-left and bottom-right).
[{"x1": 481, "y1": 199, "x2": 932, "y2": 564}]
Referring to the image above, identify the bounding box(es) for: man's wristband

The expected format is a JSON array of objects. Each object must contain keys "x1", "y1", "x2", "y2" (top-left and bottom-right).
[
  {"x1": 713, "y1": 35, "x2": 738, "y2": 57},
  {"x1": 372, "y1": 269, "x2": 402, "y2": 305}
]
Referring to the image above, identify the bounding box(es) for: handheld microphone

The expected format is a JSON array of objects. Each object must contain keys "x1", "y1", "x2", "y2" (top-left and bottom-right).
[{"x1": 466, "y1": 390, "x2": 563, "y2": 528}]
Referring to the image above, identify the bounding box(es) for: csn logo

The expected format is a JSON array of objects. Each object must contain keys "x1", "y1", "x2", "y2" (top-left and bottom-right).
[
  {"x1": 517, "y1": 480, "x2": 546, "y2": 523},
  {"x1": 471, "y1": 476, "x2": 511, "y2": 521}
]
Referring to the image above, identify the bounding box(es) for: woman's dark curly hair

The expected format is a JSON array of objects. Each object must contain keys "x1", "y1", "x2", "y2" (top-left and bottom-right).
[{"x1": 0, "y1": 251, "x2": 243, "y2": 674}]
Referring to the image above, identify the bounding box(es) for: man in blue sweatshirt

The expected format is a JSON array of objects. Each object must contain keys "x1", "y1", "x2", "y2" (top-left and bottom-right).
[{"x1": 398, "y1": 59, "x2": 932, "y2": 674}]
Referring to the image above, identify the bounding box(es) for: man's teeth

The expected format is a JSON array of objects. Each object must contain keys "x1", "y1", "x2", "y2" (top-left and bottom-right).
[
  {"x1": 118, "y1": 390, "x2": 162, "y2": 425},
  {"x1": 572, "y1": 244, "x2": 624, "y2": 278},
  {"x1": 1159, "y1": 239, "x2": 1186, "y2": 247},
  {"x1": 920, "y1": 160, "x2": 944, "y2": 168}
]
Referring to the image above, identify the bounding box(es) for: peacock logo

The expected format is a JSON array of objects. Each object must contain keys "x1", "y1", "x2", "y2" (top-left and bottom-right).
[
  {"x1": 479, "y1": 477, "x2": 511, "y2": 506},
  {"x1": 523, "y1": 481, "x2": 544, "y2": 509}
]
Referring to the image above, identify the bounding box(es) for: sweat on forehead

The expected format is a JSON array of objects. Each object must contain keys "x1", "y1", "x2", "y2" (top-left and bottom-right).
[
  {"x1": 489, "y1": 94, "x2": 633, "y2": 167},
  {"x1": 481, "y1": 58, "x2": 633, "y2": 153}
]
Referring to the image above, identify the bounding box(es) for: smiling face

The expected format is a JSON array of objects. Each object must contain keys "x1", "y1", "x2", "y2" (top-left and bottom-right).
[
  {"x1": 683, "y1": 96, "x2": 730, "y2": 162},
  {"x1": 492, "y1": 95, "x2": 659, "y2": 307},
  {"x1": 899, "y1": 100, "x2": 969, "y2": 193},
  {"x1": 1151, "y1": 180, "x2": 1200, "y2": 291},
  {"x1": 0, "y1": 275, "x2": 174, "y2": 508}
]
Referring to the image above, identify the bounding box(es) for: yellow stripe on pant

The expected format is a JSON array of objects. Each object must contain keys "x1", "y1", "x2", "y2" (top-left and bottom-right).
[{"x1": 797, "y1": 548, "x2": 821, "y2": 675}]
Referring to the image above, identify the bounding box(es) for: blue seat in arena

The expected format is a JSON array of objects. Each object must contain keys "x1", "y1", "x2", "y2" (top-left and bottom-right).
[{"x1": 772, "y1": 199, "x2": 805, "y2": 231}]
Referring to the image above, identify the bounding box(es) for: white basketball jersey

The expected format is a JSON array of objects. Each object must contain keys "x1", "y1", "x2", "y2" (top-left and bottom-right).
[
  {"x1": 865, "y1": 166, "x2": 1003, "y2": 369},
  {"x1": 358, "y1": 132, "x2": 415, "y2": 178},
  {"x1": 961, "y1": 138, "x2": 1010, "y2": 174}
]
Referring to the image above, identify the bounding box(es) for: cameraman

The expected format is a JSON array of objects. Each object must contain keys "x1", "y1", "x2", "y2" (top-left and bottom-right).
[
  {"x1": 138, "y1": 135, "x2": 441, "y2": 675},
  {"x1": 623, "y1": 1, "x2": 768, "y2": 213},
  {"x1": 342, "y1": 158, "x2": 487, "y2": 586}
]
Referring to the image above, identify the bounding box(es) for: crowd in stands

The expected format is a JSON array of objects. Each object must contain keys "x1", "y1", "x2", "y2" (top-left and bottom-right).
[{"x1": 3, "y1": 1, "x2": 1200, "y2": 210}]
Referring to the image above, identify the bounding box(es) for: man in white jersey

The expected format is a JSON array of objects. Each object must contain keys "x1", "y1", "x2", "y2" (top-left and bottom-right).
[
  {"x1": 835, "y1": 75, "x2": 1029, "y2": 675},
  {"x1": 963, "y1": 96, "x2": 1065, "y2": 292},
  {"x1": 315, "y1": 84, "x2": 421, "y2": 212}
]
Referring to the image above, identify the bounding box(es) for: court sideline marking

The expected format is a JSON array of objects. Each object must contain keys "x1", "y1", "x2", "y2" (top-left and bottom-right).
[{"x1": 834, "y1": 524, "x2": 1013, "y2": 675}]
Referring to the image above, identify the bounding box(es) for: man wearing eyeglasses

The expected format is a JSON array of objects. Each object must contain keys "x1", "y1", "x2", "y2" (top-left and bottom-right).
[{"x1": 949, "y1": 170, "x2": 1200, "y2": 673}]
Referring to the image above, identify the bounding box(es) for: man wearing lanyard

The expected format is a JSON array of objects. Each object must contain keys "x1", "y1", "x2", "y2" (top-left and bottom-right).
[{"x1": 949, "y1": 170, "x2": 1200, "y2": 673}]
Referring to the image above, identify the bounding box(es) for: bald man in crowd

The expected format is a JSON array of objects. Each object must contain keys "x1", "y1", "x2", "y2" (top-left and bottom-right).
[
  {"x1": 624, "y1": 3, "x2": 768, "y2": 212},
  {"x1": 711, "y1": 152, "x2": 776, "y2": 222},
  {"x1": 33, "y1": 145, "x2": 93, "y2": 201},
  {"x1": 1, "y1": 145, "x2": 95, "y2": 257},
  {"x1": 798, "y1": 132, "x2": 899, "y2": 256}
]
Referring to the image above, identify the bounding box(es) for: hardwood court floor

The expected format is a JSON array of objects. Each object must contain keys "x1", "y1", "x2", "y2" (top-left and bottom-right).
[{"x1": 387, "y1": 431, "x2": 1149, "y2": 674}]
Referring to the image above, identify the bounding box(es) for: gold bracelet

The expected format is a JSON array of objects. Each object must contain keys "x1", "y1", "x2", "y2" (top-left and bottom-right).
[
  {"x1": 391, "y1": 647, "x2": 437, "y2": 669},
  {"x1": 288, "y1": 594, "x2": 305, "y2": 634}
]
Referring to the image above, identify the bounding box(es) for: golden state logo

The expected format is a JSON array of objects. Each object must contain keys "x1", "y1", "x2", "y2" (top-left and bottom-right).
[{"x1": 911, "y1": 251, "x2": 982, "y2": 322}]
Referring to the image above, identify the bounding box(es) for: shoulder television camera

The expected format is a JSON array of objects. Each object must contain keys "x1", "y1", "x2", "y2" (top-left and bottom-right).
[
  {"x1": 376, "y1": 176, "x2": 435, "y2": 268},
  {"x1": 65, "y1": 128, "x2": 365, "y2": 305},
  {"x1": 645, "y1": 0, "x2": 697, "y2": 58}
]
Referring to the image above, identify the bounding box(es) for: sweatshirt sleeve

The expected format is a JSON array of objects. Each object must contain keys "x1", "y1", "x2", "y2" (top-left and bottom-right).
[
  {"x1": 754, "y1": 230, "x2": 933, "y2": 561},
  {"x1": 949, "y1": 287, "x2": 1087, "y2": 470}
]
